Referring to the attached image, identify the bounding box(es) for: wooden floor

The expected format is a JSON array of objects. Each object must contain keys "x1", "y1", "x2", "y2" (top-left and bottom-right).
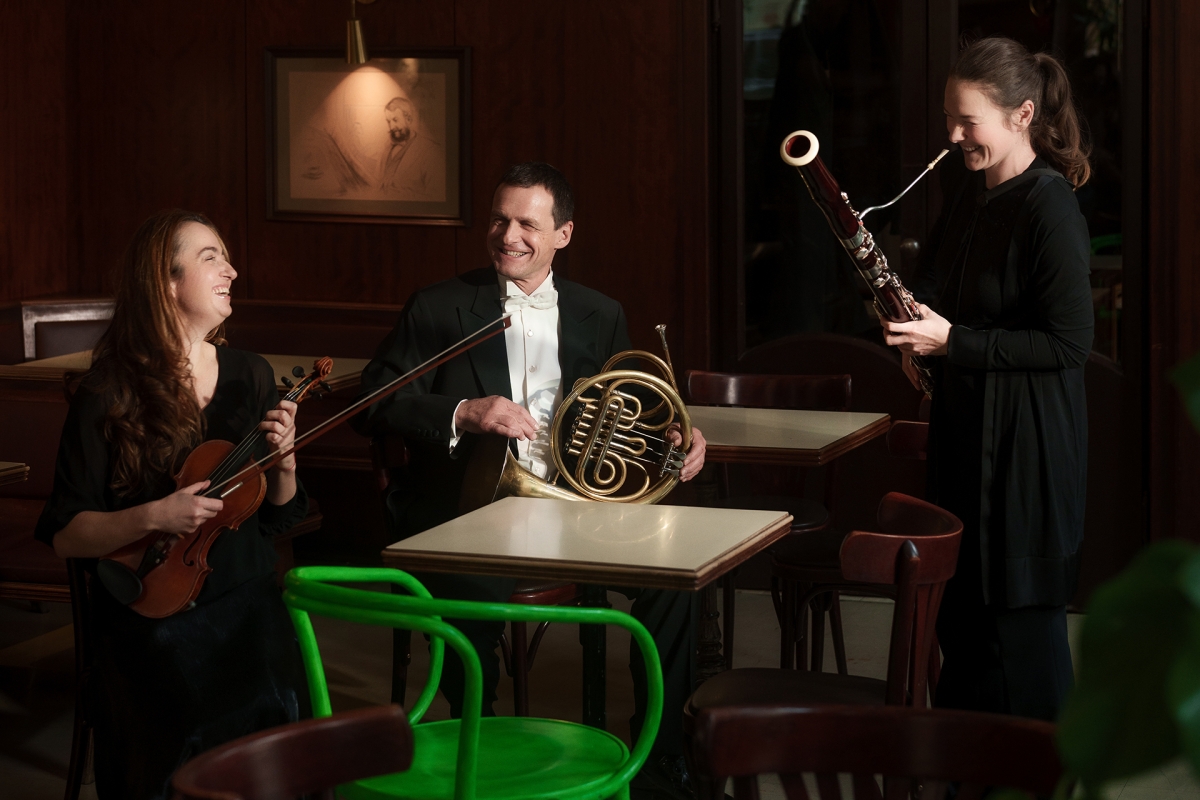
[{"x1": 0, "y1": 591, "x2": 1184, "y2": 800}]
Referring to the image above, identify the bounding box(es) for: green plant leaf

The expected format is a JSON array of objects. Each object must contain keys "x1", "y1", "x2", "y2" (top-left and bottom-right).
[
  {"x1": 1169, "y1": 351, "x2": 1200, "y2": 434},
  {"x1": 1169, "y1": 550, "x2": 1200, "y2": 777},
  {"x1": 1057, "y1": 540, "x2": 1198, "y2": 786}
]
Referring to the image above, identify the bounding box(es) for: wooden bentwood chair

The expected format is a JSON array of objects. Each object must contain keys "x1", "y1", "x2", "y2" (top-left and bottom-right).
[
  {"x1": 683, "y1": 492, "x2": 962, "y2": 743},
  {"x1": 172, "y1": 704, "x2": 414, "y2": 800},
  {"x1": 371, "y1": 435, "x2": 579, "y2": 717},
  {"x1": 688, "y1": 704, "x2": 1062, "y2": 800},
  {"x1": 684, "y1": 370, "x2": 852, "y2": 671}
]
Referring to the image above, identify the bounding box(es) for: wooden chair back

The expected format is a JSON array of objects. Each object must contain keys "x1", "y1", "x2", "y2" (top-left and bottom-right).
[
  {"x1": 836, "y1": 492, "x2": 961, "y2": 706},
  {"x1": 172, "y1": 704, "x2": 413, "y2": 800},
  {"x1": 685, "y1": 370, "x2": 851, "y2": 508},
  {"x1": 885, "y1": 420, "x2": 928, "y2": 460},
  {"x1": 689, "y1": 704, "x2": 1062, "y2": 800},
  {"x1": 685, "y1": 370, "x2": 851, "y2": 412}
]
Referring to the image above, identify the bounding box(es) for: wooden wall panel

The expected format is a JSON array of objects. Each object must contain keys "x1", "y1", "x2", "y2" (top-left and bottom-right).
[
  {"x1": 1148, "y1": 0, "x2": 1200, "y2": 538},
  {"x1": 454, "y1": 1, "x2": 710, "y2": 368},
  {"x1": 0, "y1": 1, "x2": 70, "y2": 302},
  {"x1": 70, "y1": 0, "x2": 248, "y2": 296}
]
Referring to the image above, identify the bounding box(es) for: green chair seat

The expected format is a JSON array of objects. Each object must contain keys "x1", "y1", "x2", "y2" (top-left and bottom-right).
[{"x1": 347, "y1": 717, "x2": 628, "y2": 800}]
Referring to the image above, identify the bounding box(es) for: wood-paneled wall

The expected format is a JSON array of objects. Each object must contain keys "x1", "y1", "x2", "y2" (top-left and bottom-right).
[
  {"x1": 1148, "y1": 0, "x2": 1200, "y2": 538},
  {"x1": 1, "y1": 0, "x2": 712, "y2": 371}
]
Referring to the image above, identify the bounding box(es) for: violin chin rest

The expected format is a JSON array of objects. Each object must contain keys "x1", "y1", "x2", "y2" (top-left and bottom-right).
[{"x1": 97, "y1": 559, "x2": 143, "y2": 606}]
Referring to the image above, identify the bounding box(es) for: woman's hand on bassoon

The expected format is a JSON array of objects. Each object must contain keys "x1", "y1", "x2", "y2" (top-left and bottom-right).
[
  {"x1": 150, "y1": 480, "x2": 224, "y2": 536},
  {"x1": 882, "y1": 303, "x2": 951, "y2": 357}
]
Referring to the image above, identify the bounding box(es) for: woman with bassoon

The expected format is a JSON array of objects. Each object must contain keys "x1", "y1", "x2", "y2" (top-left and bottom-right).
[
  {"x1": 882, "y1": 37, "x2": 1093, "y2": 720},
  {"x1": 35, "y1": 210, "x2": 311, "y2": 799}
]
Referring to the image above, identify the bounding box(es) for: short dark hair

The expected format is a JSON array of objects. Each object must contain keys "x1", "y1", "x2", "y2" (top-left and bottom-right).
[{"x1": 496, "y1": 162, "x2": 574, "y2": 228}]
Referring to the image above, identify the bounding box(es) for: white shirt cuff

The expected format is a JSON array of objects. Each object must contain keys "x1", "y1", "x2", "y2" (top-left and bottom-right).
[{"x1": 448, "y1": 398, "x2": 468, "y2": 452}]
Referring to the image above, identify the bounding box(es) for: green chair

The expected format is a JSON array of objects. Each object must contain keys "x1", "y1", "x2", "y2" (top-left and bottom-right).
[{"x1": 283, "y1": 565, "x2": 663, "y2": 800}]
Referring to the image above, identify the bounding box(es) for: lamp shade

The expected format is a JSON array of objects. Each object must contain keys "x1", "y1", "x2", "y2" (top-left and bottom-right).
[{"x1": 346, "y1": 18, "x2": 368, "y2": 65}]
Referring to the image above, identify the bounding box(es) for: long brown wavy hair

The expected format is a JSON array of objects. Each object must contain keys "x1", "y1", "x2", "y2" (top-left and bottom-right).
[
  {"x1": 89, "y1": 210, "x2": 229, "y2": 496},
  {"x1": 951, "y1": 37, "x2": 1092, "y2": 189}
]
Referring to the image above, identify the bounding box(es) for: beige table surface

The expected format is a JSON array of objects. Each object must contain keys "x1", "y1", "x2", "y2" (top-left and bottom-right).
[
  {"x1": 383, "y1": 496, "x2": 793, "y2": 591},
  {"x1": 686, "y1": 405, "x2": 890, "y2": 466},
  {"x1": 4, "y1": 351, "x2": 367, "y2": 394}
]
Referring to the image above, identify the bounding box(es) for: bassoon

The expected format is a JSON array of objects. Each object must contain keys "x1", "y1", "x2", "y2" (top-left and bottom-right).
[{"x1": 779, "y1": 130, "x2": 946, "y2": 397}]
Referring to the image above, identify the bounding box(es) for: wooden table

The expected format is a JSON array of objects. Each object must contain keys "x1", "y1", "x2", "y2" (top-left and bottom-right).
[
  {"x1": 0, "y1": 462, "x2": 30, "y2": 487},
  {"x1": 0, "y1": 351, "x2": 370, "y2": 473},
  {"x1": 1, "y1": 350, "x2": 368, "y2": 394},
  {"x1": 383, "y1": 496, "x2": 793, "y2": 728},
  {"x1": 686, "y1": 406, "x2": 891, "y2": 467},
  {"x1": 684, "y1": 405, "x2": 891, "y2": 676}
]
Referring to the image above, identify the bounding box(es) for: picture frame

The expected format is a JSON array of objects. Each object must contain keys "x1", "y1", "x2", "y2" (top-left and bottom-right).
[{"x1": 265, "y1": 47, "x2": 470, "y2": 226}]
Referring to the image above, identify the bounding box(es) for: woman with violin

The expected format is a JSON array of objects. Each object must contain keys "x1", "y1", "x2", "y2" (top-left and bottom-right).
[{"x1": 35, "y1": 209, "x2": 310, "y2": 800}]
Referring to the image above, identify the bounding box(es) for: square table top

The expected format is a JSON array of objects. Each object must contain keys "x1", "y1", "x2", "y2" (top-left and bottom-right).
[
  {"x1": 686, "y1": 405, "x2": 890, "y2": 466},
  {"x1": 1, "y1": 351, "x2": 368, "y2": 394},
  {"x1": 382, "y1": 496, "x2": 793, "y2": 591}
]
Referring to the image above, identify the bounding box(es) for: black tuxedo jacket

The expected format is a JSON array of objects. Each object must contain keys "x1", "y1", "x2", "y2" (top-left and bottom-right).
[{"x1": 352, "y1": 267, "x2": 633, "y2": 536}]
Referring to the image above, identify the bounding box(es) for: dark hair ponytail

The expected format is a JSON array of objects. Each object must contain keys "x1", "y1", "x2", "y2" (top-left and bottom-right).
[{"x1": 951, "y1": 37, "x2": 1091, "y2": 188}]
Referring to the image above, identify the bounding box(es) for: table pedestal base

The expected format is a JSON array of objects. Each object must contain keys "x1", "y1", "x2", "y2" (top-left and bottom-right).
[{"x1": 579, "y1": 584, "x2": 610, "y2": 729}]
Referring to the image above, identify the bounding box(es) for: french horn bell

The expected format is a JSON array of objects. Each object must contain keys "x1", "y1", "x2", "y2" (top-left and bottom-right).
[{"x1": 459, "y1": 325, "x2": 692, "y2": 512}]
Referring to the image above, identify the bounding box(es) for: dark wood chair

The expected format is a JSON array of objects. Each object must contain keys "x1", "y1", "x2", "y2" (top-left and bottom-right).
[
  {"x1": 688, "y1": 704, "x2": 1062, "y2": 800},
  {"x1": 371, "y1": 434, "x2": 579, "y2": 716},
  {"x1": 684, "y1": 370, "x2": 851, "y2": 671},
  {"x1": 772, "y1": 418, "x2": 932, "y2": 673},
  {"x1": 172, "y1": 704, "x2": 413, "y2": 800},
  {"x1": 684, "y1": 492, "x2": 961, "y2": 744}
]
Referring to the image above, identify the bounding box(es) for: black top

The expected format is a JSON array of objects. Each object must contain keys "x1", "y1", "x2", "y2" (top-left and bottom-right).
[
  {"x1": 914, "y1": 150, "x2": 1093, "y2": 608},
  {"x1": 35, "y1": 345, "x2": 308, "y2": 604}
]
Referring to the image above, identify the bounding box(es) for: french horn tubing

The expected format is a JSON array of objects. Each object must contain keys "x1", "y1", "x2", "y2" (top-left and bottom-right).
[{"x1": 458, "y1": 325, "x2": 692, "y2": 512}]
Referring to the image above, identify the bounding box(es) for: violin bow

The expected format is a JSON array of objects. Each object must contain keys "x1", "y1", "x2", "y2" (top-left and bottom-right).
[{"x1": 204, "y1": 314, "x2": 513, "y2": 497}]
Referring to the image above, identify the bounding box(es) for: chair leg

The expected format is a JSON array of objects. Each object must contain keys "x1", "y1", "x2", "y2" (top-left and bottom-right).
[
  {"x1": 63, "y1": 717, "x2": 88, "y2": 800},
  {"x1": 809, "y1": 594, "x2": 827, "y2": 672},
  {"x1": 779, "y1": 577, "x2": 795, "y2": 669},
  {"x1": 928, "y1": 632, "x2": 942, "y2": 703},
  {"x1": 391, "y1": 627, "x2": 412, "y2": 706},
  {"x1": 722, "y1": 570, "x2": 737, "y2": 671},
  {"x1": 829, "y1": 591, "x2": 848, "y2": 676},
  {"x1": 510, "y1": 621, "x2": 530, "y2": 717},
  {"x1": 794, "y1": 583, "x2": 812, "y2": 672}
]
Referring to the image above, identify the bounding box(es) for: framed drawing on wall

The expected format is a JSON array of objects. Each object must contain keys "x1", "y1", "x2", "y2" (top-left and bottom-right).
[{"x1": 266, "y1": 47, "x2": 470, "y2": 225}]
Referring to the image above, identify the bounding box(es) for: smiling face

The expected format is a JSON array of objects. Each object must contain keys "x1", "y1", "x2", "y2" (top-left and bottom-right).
[
  {"x1": 944, "y1": 78, "x2": 1036, "y2": 188},
  {"x1": 170, "y1": 221, "x2": 236, "y2": 338},
  {"x1": 486, "y1": 184, "x2": 573, "y2": 294}
]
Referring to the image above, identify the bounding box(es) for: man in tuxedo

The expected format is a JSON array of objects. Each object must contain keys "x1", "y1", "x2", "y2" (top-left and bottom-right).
[{"x1": 353, "y1": 162, "x2": 707, "y2": 799}]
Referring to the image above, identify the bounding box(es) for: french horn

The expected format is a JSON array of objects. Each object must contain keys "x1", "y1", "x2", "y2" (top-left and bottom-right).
[{"x1": 459, "y1": 325, "x2": 692, "y2": 512}]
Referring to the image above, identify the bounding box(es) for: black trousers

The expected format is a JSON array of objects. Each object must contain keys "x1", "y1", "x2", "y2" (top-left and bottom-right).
[
  {"x1": 934, "y1": 568, "x2": 1074, "y2": 721},
  {"x1": 416, "y1": 571, "x2": 696, "y2": 757}
]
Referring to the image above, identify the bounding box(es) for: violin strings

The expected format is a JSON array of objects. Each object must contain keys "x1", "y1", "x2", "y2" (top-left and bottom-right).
[{"x1": 199, "y1": 374, "x2": 316, "y2": 497}]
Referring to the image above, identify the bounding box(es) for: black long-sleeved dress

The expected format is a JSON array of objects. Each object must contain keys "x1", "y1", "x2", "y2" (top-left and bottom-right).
[
  {"x1": 34, "y1": 346, "x2": 310, "y2": 800},
  {"x1": 914, "y1": 150, "x2": 1093, "y2": 609}
]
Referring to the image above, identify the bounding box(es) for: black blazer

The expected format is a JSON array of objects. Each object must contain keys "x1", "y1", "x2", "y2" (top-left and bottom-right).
[{"x1": 352, "y1": 267, "x2": 633, "y2": 536}]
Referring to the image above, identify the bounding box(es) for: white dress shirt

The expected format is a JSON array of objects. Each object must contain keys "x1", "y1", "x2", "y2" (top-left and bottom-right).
[{"x1": 448, "y1": 271, "x2": 563, "y2": 481}]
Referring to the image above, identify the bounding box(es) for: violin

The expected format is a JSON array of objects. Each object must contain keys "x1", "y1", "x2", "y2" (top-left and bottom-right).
[
  {"x1": 96, "y1": 314, "x2": 513, "y2": 618},
  {"x1": 97, "y1": 358, "x2": 334, "y2": 618}
]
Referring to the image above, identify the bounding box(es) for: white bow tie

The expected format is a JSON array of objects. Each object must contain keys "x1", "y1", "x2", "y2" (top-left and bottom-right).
[{"x1": 502, "y1": 290, "x2": 558, "y2": 311}]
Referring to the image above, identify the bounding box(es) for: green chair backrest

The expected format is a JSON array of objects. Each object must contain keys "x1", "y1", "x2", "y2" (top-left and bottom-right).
[{"x1": 283, "y1": 565, "x2": 663, "y2": 800}]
